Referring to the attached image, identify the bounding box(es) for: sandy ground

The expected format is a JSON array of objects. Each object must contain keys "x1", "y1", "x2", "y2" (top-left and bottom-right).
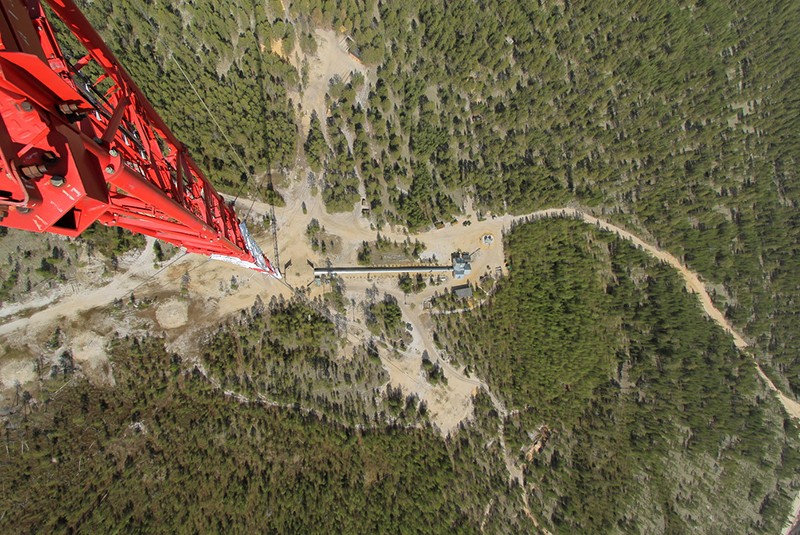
[
  {"x1": 0, "y1": 249, "x2": 110, "y2": 321},
  {"x1": 230, "y1": 188, "x2": 800, "y2": 425},
  {"x1": 288, "y1": 28, "x2": 368, "y2": 133},
  {"x1": 3, "y1": 192, "x2": 799, "y2": 428},
  {"x1": 197, "y1": 259, "x2": 290, "y2": 312},
  {"x1": 0, "y1": 292, "x2": 68, "y2": 321},
  {"x1": 784, "y1": 491, "x2": 800, "y2": 535},
  {"x1": 340, "y1": 276, "x2": 480, "y2": 435},
  {"x1": 70, "y1": 330, "x2": 114, "y2": 386},
  {"x1": 0, "y1": 17, "x2": 796, "y2": 524},
  {"x1": 3, "y1": 179, "x2": 800, "y2": 528},
  {"x1": 155, "y1": 298, "x2": 189, "y2": 330},
  {"x1": 0, "y1": 359, "x2": 35, "y2": 388},
  {"x1": 0, "y1": 237, "x2": 159, "y2": 338},
  {"x1": 233, "y1": 181, "x2": 504, "y2": 296},
  {"x1": 397, "y1": 299, "x2": 477, "y2": 435}
]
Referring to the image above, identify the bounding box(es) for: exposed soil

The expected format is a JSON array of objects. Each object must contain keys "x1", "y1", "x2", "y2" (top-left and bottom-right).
[
  {"x1": 155, "y1": 298, "x2": 189, "y2": 330},
  {"x1": 0, "y1": 237, "x2": 159, "y2": 338},
  {"x1": 288, "y1": 28, "x2": 368, "y2": 133},
  {"x1": 3, "y1": 184, "x2": 799, "y2": 528},
  {"x1": 70, "y1": 330, "x2": 114, "y2": 386},
  {"x1": 3, "y1": 192, "x2": 798, "y2": 429},
  {"x1": 0, "y1": 18, "x2": 797, "y2": 527},
  {"x1": 0, "y1": 359, "x2": 35, "y2": 388}
]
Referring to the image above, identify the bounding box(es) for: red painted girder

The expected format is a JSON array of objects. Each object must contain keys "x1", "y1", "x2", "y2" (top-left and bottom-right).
[{"x1": 0, "y1": 0, "x2": 279, "y2": 276}]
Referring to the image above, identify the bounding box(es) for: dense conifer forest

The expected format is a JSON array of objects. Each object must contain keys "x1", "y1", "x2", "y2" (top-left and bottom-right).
[
  {"x1": 72, "y1": 0, "x2": 800, "y2": 400},
  {"x1": 433, "y1": 218, "x2": 800, "y2": 533},
  {"x1": 1, "y1": 0, "x2": 797, "y2": 532},
  {"x1": 0, "y1": 301, "x2": 524, "y2": 532}
]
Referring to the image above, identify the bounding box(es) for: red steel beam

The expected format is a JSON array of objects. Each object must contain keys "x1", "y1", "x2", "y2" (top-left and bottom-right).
[{"x1": 0, "y1": 0, "x2": 279, "y2": 276}]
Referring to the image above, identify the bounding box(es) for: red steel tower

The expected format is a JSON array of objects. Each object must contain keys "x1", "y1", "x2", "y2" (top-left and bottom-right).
[{"x1": 0, "y1": 0, "x2": 279, "y2": 276}]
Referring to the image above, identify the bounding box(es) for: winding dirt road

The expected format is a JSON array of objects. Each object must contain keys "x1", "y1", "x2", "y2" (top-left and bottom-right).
[
  {"x1": 3, "y1": 194, "x2": 799, "y2": 530},
  {"x1": 230, "y1": 186, "x2": 800, "y2": 421},
  {"x1": 2, "y1": 197, "x2": 798, "y2": 423},
  {"x1": 550, "y1": 209, "x2": 800, "y2": 420}
]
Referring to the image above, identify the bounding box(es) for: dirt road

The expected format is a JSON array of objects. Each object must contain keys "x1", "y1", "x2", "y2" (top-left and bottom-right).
[
  {"x1": 3, "y1": 192, "x2": 798, "y2": 424},
  {"x1": 230, "y1": 188, "x2": 800, "y2": 422},
  {"x1": 4, "y1": 190, "x2": 799, "y2": 529},
  {"x1": 287, "y1": 28, "x2": 368, "y2": 133},
  {"x1": 563, "y1": 209, "x2": 800, "y2": 421},
  {"x1": 0, "y1": 238, "x2": 161, "y2": 338}
]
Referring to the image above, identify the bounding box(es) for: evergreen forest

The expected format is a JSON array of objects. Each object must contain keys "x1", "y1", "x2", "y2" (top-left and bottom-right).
[
  {"x1": 0, "y1": 314, "x2": 522, "y2": 532},
  {"x1": 433, "y1": 218, "x2": 800, "y2": 533},
  {"x1": 72, "y1": 0, "x2": 800, "y2": 401},
  {"x1": 0, "y1": 0, "x2": 798, "y2": 533}
]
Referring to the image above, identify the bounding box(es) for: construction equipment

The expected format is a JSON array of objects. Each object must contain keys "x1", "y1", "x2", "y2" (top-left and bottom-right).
[{"x1": 0, "y1": 0, "x2": 279, "y2": 276}]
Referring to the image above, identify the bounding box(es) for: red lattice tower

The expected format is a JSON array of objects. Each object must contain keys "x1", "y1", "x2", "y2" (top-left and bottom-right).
[{"x1": 0, "y1": 0, "x2": 279, "y2": 276}]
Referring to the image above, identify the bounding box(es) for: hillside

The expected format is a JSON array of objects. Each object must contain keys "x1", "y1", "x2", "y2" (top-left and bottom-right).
[
  {"x1": 69, "y1": 0, "x2": 800, "y2": 400},
  {"x1": 0, "y1": 313, "x2": 523, "y2": 533},
  {"x1": 433, "y1": 218, "x2": 800, "y2": 533},
  {"x1": 0, "y1": 0, "x2": 798, "y2": 532}
]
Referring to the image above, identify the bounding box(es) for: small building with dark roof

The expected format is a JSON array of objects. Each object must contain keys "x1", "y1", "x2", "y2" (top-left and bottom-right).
[{"x1": 452, "y1": 284, "x2": 473, "y2": 299}]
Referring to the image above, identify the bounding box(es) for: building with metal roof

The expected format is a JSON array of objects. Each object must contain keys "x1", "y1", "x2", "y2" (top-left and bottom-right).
[{"x1": 452, "y1": 252, "x2": 472, "y2": 279}]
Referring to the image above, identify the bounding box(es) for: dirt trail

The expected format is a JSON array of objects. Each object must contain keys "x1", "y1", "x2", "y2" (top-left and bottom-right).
[
  {"x1": 338, "y1": 276, "x2": 476, "y2": 435},
  {"x1": 0, "y1": 238, "x2": 160, "y2": 337},
  {"x1": 0, "y1": 292, "x2": 68, "y2": 320},
  {"x1": 289, "y1": 29, "x2": 367, "y2": 133},
  {"x1": 784, "y1": 491, "x2": 800, "y2": 535},
  {"x1": 3, "y1": 196, "x2": 797, "y2": 422},
  {"x1": 3, "y1": 191, "x2": 799, "y2": 529},
  {"x1": 237, "y1": 189, "x2": 800, "y2": 421},
  {"x1": 560, "y1": 209, "x2": 800, "y2": 421}
]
